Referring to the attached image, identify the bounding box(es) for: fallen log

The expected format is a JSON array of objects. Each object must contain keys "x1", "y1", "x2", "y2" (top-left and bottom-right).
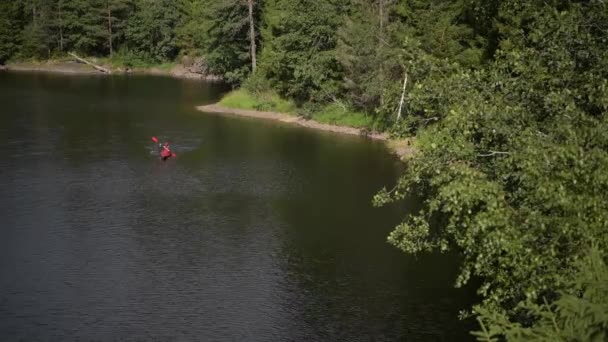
[{"x1": 68, "y1": 52, "x2": 111, "y2": 74}]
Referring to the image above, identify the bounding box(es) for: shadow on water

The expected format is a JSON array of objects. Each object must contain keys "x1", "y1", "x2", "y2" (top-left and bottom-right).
[{"x1": 0, "y1": 72, "x2": 478, "y2": 341}]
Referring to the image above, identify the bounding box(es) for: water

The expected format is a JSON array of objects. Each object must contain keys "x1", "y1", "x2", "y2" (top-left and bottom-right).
[{"x1": 0, "y1": 72, "x2": 477, "y2": 341}]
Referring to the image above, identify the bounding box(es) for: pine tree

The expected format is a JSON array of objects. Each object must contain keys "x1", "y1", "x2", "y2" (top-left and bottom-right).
[
  {"x1": 202, "y1": 0, "x2": 260, "y2": 83},
  {"x1": 0, "y1": 1, "x2": 24, "y2": 63},
  {"x1": 125, "y1": 0, "x2": 180, "y2": 62},
  {"x1": 103, "y1": 0, "x2": 131, "y2": 57},
  {"x1": 259, "y1": 0, "x2": 348, "y2": 101},
  {"x1": 175, "y1": 0, "x2": 209, "y2": 54},
  {"x1": 62, "y1": 0, "x2": 106, "y2": 55},
  {"x1": 20, "y1": 0, "x2": 55, "y2": 58}
]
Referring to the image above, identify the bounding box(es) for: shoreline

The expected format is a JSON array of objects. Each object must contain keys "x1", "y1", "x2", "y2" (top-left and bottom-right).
[
  {"x1": 1, "y1": 64, "x2": 414, "y2": 159},
  {"x1": 2, "y1": 61, "x2": 221, "y2": 81},
  {"x1": 197, "y1": 104, "x2": 414, "y2": 159}
]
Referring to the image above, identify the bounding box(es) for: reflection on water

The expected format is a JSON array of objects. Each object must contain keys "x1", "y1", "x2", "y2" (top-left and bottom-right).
[{"x1": 0, "y1": 72, "x2": 477, "y2": 341}]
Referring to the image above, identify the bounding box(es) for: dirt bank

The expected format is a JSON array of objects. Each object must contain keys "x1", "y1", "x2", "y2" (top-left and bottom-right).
[
  {"x1": 197, "y1": 104, "x2": 414, "y2": 159},
  {"x1": 6, "y1": 61, "x2": 100, "y2": 74},
  {"x1": 4, "y1": 60, "x2": 221, "y2": 80}
]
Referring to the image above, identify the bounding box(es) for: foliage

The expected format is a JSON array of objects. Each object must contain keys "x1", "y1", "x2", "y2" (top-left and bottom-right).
[
  {"x1": 200, "y1": 0, "x2": 260, "y2": 83},
  {"x1": 311, "y1": 103, "x2": 373, "y2": 129},
  {"x1": 219, "y1": 89, "x2": 296, "y2": 113},
  {"x1": 61, "y1": 0, "x2": 106, "y2": 55},
  {"x1": 259, "y1": 0, "x2": 347, "y2": 102},
  {"x1": 175, "y1": 0, "x2": 208, "y2": 54},
  {"x1": 472, "y1": 246, "x2": 608, "y2": 341},
  {"x1": 0, "y1": 1, "x2": 24, "y2": 63},
  {"x1": 373, "y1": 0, "x2": 608, "y2": 329},
  {"x1": 124, "y1": 0, "x2": 180, "y2": 62},
  {"x1": 104, "y1": 0, "x2": 133, "y2": 56}
]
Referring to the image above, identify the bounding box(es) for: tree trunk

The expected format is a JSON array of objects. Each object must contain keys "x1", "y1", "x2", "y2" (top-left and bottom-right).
[
  {"x1": 58, "y1": 1, "x2": 64, "y2": 52},
  {"x1": 107, "y1": 1, "x2": 113, "y2": 57},
  {"x1": 68, "y1": 52, "x2": 112, "y2": 73},
  {"x1": 247, "y1": 0, "x2": 256, "y2": 72},
  {"x1": 379, "y1": 0, "x2": 383, "y2": 32},
  {"x1": 396, "y1": 72, "x2": 408, "y2": 121}
]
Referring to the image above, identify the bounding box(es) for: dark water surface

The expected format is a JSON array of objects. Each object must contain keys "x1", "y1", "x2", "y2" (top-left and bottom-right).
[{"x1": 0, "y1": 72, "x2": 476, "y2": 341}]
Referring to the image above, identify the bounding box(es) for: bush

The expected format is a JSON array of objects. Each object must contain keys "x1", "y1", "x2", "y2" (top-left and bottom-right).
[
  {"x1": 311, "y1": 102, "x2": 374, "y2": 129},
  {"x1": 242, "y1": 71, "x2": 272, "y2": 94},
  {"x1": 473, "y1": 246, "x2": 608, "y2": 342},
  {"x1": 107, "y1": 49, "x2": 156, "y2": 68}
]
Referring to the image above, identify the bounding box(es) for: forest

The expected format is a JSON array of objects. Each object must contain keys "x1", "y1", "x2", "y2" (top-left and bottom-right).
[{"x1": 1, "y1": 0, "x2": 607, "y2": 340}]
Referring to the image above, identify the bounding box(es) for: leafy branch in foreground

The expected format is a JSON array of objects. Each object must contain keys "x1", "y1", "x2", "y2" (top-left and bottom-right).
[
  {"x1": 472, "y1": 246, "x2": 608, "y2": 342},
  {"x1": 374, "y1": 0, "x2": 608, "y2": 334}
]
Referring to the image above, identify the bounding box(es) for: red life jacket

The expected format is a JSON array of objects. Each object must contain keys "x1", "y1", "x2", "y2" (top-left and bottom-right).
[{"x1": 160, "y1": 146, "x2": 172, "y2": 158}]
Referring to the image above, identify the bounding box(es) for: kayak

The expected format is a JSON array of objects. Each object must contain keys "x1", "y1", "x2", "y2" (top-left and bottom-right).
[
  {"x1": 152, "y1": 136, "x2": 176, "y2": 160},
  {"x1": 160, "y1": 148, "x2": 172, "y2": 160}
]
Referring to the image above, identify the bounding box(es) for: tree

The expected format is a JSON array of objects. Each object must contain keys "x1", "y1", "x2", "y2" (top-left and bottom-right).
[
  {"x1": 374, "y1": 0, "x2": 608, "y2": 325},
  {"x1": 125, "y1": 0, "x2": 180, "y2": 62},
  {"x1": 54, "y1": 0, "x2": 66, "y2": 52},
  {"x1": 0, "y1": 1, "x2": 24, "y2": 63},
  {"x1": 247, "y1": 0, "x2": 256, "y2": 72},
  {"x1": 473, "y1": 246, "x2": 608, "y2": 341},
  {"x1": 335, "y1": 0, "x2": 402, "y2": 120},
  {"x1": 175, "y1": 0, "x2": 208, "y2": 54},
  {"x1": 259, "y1": 0, "x2": 348, "y2": 102},
  {"x1": 62, "y1": 0, "x2": 106, "y2": 55},
  {"x1": 103, "y1": 0, "x2": 131, "y2": 57},
  {"x1": 20, "y1": 0, "x2": 56, "y2": 58},
  {"x1": 202, "y1": 0, "x2": 261, "y2": 83}
]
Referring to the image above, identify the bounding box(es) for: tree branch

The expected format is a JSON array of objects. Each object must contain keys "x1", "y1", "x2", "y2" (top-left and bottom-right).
[{"x1": 477, "y1": 151, "x2": 511, "y2": 157}]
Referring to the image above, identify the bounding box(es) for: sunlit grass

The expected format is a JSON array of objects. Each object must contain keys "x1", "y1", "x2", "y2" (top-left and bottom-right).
[
  {"x1": 220, "y1": 90, "x2": 375, "y2": 129},
  {"x1": 311, "y1": 103, "x2": 373, "y2": 128},
  {"x1": 219, "y1": 89, "x2": 296, "y2": 113}
]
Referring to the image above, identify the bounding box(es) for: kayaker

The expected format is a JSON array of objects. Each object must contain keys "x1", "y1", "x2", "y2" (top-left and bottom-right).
[{"x1": 160, "y1": 142, "x2": 172, "y2": 160}]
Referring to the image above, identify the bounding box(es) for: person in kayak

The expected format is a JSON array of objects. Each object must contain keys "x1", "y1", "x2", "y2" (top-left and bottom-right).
[
  {"x1": 151, "y1": 136, "x2": 176, "y2": 160},
  {"x1": 160, "y1": 142, "x2": 172, "y2": 161}
]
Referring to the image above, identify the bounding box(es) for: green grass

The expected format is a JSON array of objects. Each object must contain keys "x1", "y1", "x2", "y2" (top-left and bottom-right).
[
  {"x1": 96, "y1": 55, "x2": 176, "y2": 70},
  {"x1": 219, "y1": 89, "x2": 296, "y2": 113},
  {"x1": 311, "y1": 103, "x2": 374, "y2": 129},
  {"x1": 154, "y1": 62, "x2": 176, "y2": 71},
  {"x1": 220, "y1": 89, "x2": 375, "y2": 129}
]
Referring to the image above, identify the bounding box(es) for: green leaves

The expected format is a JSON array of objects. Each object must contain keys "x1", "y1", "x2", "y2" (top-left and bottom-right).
[
  {"x1": 125, "y1": 0, "x2": 180, "y2": 62},
  {"x1": 258, "y1": 0, "x2": 347, "y2": 102},
  {"x1": 375, "y1": 0, "x2": 608, "y2": 337},
  {"x1": 473, "y1": 246, "x2": 608, "y2": 341}
]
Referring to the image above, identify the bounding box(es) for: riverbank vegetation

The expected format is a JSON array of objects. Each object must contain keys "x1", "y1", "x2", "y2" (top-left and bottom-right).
[
  {"x1": 219, "y1": 89, "x2": 296, "y2": 114},
  {"x1": 2, "y1": 0, "x2": 607, "y2": 339}
]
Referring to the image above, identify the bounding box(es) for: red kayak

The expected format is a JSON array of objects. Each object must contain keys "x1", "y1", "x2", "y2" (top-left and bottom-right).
[
  {"x1": 152, "y1": 136, "x2": 176, "y2": 160},
  {"x1": 160, "y1": 148, "x2": 172, "y2": 159}
]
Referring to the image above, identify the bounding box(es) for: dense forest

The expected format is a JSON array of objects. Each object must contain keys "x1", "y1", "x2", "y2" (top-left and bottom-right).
[{"x1": 2, "y1": 0, "x2": 607, "y2": 339}]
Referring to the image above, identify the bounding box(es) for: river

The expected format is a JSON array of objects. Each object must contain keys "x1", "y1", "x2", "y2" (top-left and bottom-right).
[{"x1": 0, "y1": 72, "x2": 476, "y2": 341}]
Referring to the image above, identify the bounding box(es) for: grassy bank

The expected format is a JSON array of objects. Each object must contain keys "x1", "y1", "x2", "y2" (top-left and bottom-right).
[
  {"x1": 5, "y1": 56, "x2": 218, "y2": 80},
  {"x1": 219, "y1": 89, "x2": 296, "y2": 113},
  {"x1": 212, "y1": 89, "x2": 414, "y2": 160},
  {"x1": 219, "y1": 89, "x2": 374, "y2": 129},
  {"x1": 96, "y1": 56, "x2": 176, "y2": 72},
  {"x1": 7, "y1": 55, "x2": 175, "y2": 70}
]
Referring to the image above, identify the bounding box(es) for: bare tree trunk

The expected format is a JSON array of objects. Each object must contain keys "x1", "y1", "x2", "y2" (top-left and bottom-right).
[
  {"x1": 396, "y1": 72, "x2": 408, "y2": 121},
  {"x1": 58, "y1": 1, "x2": 64, "y2": 52},
  {"x1": 107, "y1": 1, "x2": 113, "y2": 57},
  {"x1": 247, "y1": 0, "x2": 256, "y2": 72},
  {"x1": 379, "y1": 0, "x2": 383, "y2": 32},
  {"x1": 68, "y1": 52, "x2": 112, "y2": 73}
]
